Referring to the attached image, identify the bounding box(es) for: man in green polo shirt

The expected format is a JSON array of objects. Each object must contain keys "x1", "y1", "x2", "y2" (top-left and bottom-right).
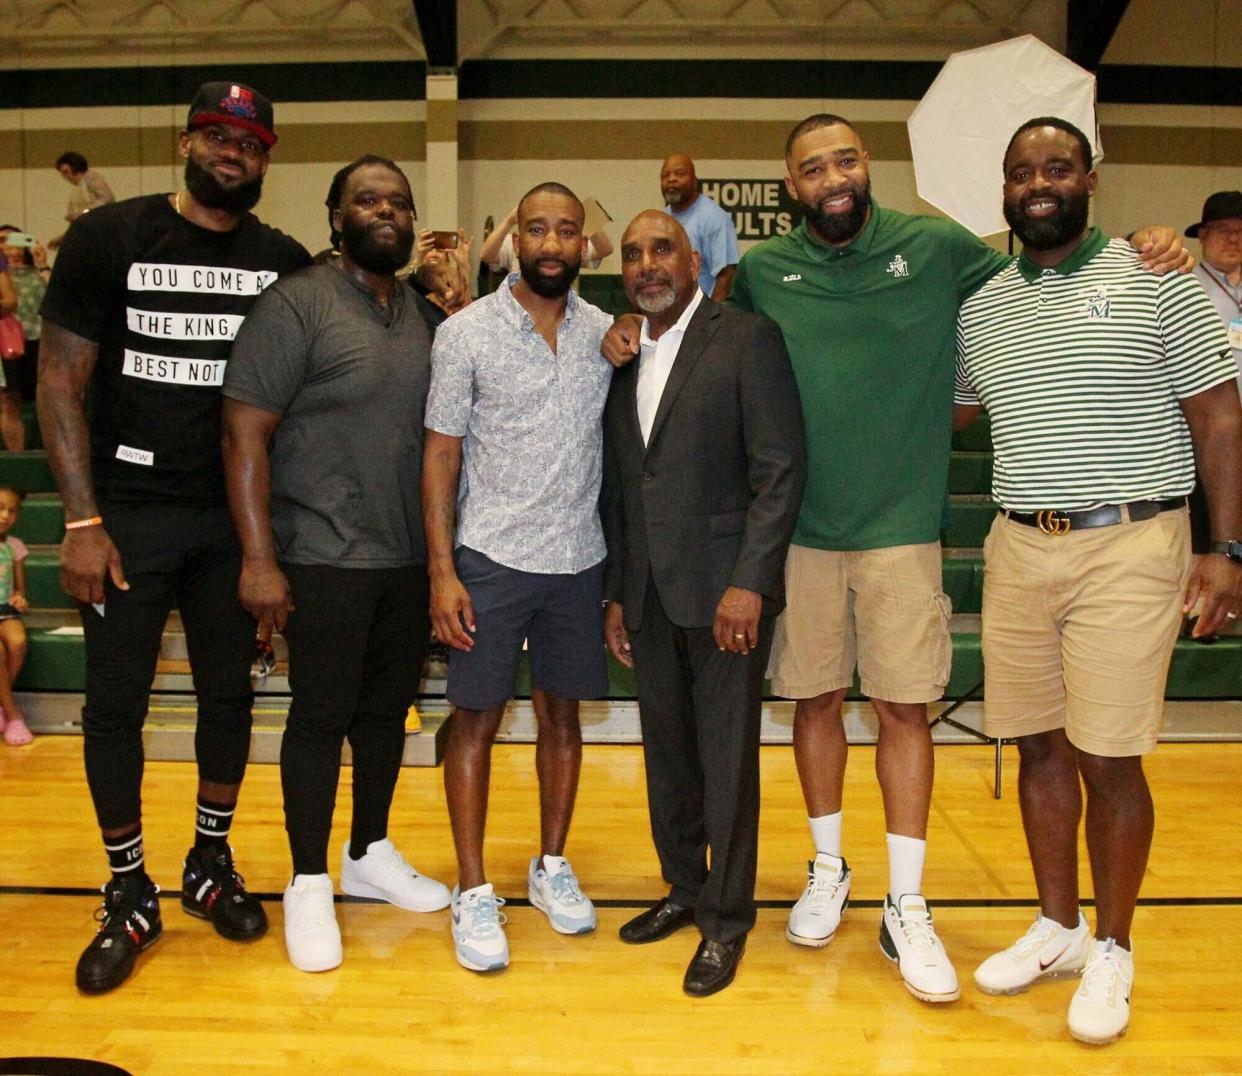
[{"x1": 725, "y1": 113, "x2": 1188, "y2": 1005}]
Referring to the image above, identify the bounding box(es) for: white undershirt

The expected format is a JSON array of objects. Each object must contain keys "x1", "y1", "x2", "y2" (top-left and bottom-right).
[{"x1": 636, "y1": 289, "x2": 705, "y2": 446}]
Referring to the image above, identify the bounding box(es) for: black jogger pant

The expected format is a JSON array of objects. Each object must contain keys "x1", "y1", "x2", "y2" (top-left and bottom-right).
[
  {"x1": 279, "y1": 563, "x2": 430, "y2": 875},
  {"x1": 81, "y1": 502, "x2": 255, "y2": 831}
]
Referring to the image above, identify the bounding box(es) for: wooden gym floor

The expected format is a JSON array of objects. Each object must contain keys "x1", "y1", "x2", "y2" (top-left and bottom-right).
[{"x1": 1, "y1": 736, "x2": 1240, "y2": 1074}]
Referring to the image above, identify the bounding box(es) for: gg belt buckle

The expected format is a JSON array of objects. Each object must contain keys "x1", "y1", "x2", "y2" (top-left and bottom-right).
[{"x1": 1036, "y1": 510, "x2": 1071, "y2": 536}]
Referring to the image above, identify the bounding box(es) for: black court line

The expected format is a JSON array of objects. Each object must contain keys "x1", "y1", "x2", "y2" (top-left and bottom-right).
[{"x1": 4, "y1": 885, "x2": 1242, "y2": 909}]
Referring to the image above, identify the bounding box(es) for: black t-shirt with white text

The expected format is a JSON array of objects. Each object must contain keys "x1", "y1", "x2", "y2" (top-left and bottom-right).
[{"x1": 40, "y1": 194, "x2": 311, "y2": 506}]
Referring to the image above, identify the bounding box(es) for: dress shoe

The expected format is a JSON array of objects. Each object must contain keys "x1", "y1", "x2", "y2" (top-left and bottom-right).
[
  {"x1": 684, "y1": 936, "x2": 746, "y2": 997},
  {"x1": 619, "y1": 897, "x2": 695, "y2": 944}
]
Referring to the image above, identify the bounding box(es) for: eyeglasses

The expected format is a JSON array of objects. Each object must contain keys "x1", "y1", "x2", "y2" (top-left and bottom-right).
[{"x1": 1202, "y1": 223, "x2": 1242, "y2": 241}]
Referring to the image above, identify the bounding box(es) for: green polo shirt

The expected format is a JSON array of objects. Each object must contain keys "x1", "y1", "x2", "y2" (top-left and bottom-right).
[{"x1": 729, "y1": 203, "x2": 1010, "y2": 550}]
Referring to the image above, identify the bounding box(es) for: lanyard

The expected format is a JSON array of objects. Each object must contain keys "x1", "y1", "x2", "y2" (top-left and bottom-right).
[{"x1": 1201, "y1": 265, "x2": 1242, "y2": 314}]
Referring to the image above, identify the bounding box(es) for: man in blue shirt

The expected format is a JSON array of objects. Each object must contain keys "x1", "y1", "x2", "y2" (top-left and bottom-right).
[{"x1": 661, "y1": 153, "x2": 740, "y2": 301}]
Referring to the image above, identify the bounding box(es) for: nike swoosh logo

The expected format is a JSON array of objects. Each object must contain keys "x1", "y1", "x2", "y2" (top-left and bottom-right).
[{"x1": 1039, "y1": 945, "x2": 1070, "y2": 971}]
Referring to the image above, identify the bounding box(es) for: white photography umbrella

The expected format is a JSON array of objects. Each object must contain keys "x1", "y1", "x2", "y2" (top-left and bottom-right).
[{"x1": 907, "y1": 35, "x2": 1101, "y2": 238}]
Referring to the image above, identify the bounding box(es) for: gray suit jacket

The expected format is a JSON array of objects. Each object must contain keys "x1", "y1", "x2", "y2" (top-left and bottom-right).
[{"x1": 601, "y1": 297, "x2": 806, "y2": 631}]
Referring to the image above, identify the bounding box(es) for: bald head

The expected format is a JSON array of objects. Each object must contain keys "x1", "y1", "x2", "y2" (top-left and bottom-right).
[
  {"x1": 622, "y1": 209, "x2": 691, "y2": 252},
  {"x1": 661, "y1": 152, "x2": 696, "y2": 175},
  {"x1": 620, "y1": 209, "x2": 701, "y2": 327},
  {"x1": 660, "y1": 152, "x2": 699, "y2": 211}
]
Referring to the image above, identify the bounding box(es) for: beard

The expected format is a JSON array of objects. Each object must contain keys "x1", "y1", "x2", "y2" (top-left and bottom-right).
[
  {"x1": 340, "y1": 216, "x2": 414, "y2": 274},
  {"x1": 1004, "y1": 189, "x2": 1090, "y2": 250},
  {"x1": 802, "y1": 177, "x2": 872, "y2": 244},
  {"x1": 630, "y1": 272, "x2": 678, "y2": 314},
  {"x1": 184, "y1": 157, "x2": 263, "y2": 214},
  {"x1": 519, "y1": 253, "x2": 580, "y2": 299},
  {"x1": 662, "y1": 188, "x2": 685, "y2": 209}
]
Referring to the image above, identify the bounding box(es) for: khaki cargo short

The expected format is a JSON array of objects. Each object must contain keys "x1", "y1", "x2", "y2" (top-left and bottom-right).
[
  {"x1": 768, "y1": 542, "x2": 952, "y2": 704},
  {"x1": 981, "y1": 509, "x2": 1190, "y2": 757}
]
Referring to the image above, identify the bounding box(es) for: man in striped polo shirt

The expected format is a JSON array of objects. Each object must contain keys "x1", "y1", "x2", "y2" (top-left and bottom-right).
[{"x1": 955, "y1": 118, "x2": 1242, "y2": 1045}]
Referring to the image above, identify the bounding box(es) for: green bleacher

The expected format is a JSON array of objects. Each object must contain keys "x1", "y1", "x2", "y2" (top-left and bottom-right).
[{"x1": 5, "y1": 397, "x2": 1238, "y2": 705}]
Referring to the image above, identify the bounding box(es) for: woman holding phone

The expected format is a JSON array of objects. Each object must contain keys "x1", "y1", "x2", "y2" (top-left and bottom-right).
[{"x1": 0, "y1": 227, "x2": 50, "y2": 450}]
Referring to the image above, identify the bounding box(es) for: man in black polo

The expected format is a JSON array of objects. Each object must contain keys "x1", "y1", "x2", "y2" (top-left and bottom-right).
[
  {"x1": 38, "y1": 81, "x2": 310, "y2": 993},
  {"x1": 223, "y1": 156, "x2": 449, "y2": 974}
]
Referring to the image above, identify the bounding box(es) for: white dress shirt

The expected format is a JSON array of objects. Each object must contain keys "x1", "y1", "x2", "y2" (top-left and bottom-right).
[{"x1": 636, "y1": 288, "x2": 705, "y2": 445}]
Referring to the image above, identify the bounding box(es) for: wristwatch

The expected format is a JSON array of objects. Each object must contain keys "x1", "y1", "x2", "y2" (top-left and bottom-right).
[{"x1": 1210, "y1": 540, "x2": 1242, "y2": 564}]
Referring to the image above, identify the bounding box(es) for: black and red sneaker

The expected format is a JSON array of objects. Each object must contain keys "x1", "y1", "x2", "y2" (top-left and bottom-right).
[
  {"x1": 181, "y1": 844, "x2": 268, "y2": 941},
  {"x1": 75, "y1": 873, "x2": 162, "y2": 994}
]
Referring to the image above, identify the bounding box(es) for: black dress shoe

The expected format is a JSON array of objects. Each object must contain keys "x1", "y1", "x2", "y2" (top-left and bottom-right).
[
  {"x1": 683, "y1": 936, "x2": 746, "y2": 997},
  {"x1": 619, "y1": 897, "x2": 696, "y2": 944}
]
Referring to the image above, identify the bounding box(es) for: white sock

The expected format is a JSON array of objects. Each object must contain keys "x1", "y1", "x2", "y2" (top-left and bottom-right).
[
  {"x1": 541, "y1": 854, "x2": 568, "y2": 875},
  {"x1": 808, "y1": 812, "x2": 842, "y2": 858},
  {"x1": 886, "y1": 833, "x2": 926, "y2": 898}
]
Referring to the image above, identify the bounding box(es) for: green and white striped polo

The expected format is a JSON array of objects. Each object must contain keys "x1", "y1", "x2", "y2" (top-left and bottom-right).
[{"x1": 954, "y1": 228, "x2": 1235, "y2": 511}]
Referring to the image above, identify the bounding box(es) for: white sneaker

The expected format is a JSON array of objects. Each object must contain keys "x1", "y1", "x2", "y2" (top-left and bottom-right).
[
  {"x1": 975, "y1": 912, "x2": 1091, "y2": 995},
  {"x1": 787, "y1": 852, "x2": 851, "y2": 947},
  {"x1": 1068, "y1": 938, "x2": 1133, "y2": 1045},
  {"x1": 451, "y1": 883, "x2": 509, "y2": 972},
  {"x1": 879, "y1": 893, "x2": 959, "y2": 1003},
  {"x1": 340, "y1": 839, "x2": 451, "y2": 912},
  {"x1": 282, "y1": 874, "x2": 342, "y2": 973},
  {"x1": 528, "y1": 855, "x2": 596, "y2": 935}
]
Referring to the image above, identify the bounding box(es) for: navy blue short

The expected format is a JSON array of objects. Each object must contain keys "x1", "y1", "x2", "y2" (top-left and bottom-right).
[{"x1": 445, "y1": 547, "x2": 609, "y2": 711}]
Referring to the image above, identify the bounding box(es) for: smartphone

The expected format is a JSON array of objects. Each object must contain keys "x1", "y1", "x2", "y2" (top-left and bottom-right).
[
  {"x1": 3, "y1": 233, "x2": 35, "y2": 248},
  {"x1": 431, "y1": 231, "x2": 459, "y2": 250}
]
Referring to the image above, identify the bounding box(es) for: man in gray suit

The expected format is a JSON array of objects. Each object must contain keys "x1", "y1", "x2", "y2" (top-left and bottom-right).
[{"x1": 602, "y1": 210, "x2": 806, "y2": 996}]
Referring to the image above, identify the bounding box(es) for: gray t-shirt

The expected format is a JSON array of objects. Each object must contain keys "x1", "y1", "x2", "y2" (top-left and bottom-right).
[{"x1": 223, "y1": 261, "x2": 432, "y2": 567}]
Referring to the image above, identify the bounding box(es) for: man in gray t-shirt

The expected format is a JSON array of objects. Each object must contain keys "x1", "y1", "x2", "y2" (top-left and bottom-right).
[{"x1": 222, "y1": 156, "x2": 450, "y2": 975}]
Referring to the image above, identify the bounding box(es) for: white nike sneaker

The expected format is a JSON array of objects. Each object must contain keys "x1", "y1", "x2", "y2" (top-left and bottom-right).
[
  {"x1": 1068, "y1": 938, "x2": 1134, "y2": 1045},
  {"x1": 786, "y1": 853, "x2": 851, "y2": 947},
  {"x1": 340, "y1": 839, "x2": 451, "y2": 912},
  {"x1": 283, "y1": 873, "x2": 342, "y2": 973},
  {"x1": 975, "y1": 911, "x2": 1091, "y2": 995},
  {"x1": 450, "y1": 883, "x2": 509, "y2": 973},
  {"x1": 528, "y1": 855, "x2": 596, "y2": 935},
  {"x1": 879, "y1": 893, "x2": 959, "y2": 1003}
]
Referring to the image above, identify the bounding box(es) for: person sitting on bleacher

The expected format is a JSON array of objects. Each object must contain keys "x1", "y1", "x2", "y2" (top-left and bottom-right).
[{"x1": 0, "y1": 484, "x2": 30, "y2": 745}]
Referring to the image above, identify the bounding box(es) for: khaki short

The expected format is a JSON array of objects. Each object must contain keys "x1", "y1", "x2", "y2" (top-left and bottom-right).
[
  {"x1": 981, "y1": 509, "x2": 1190, "y2": 757},
  {"x1": 768, "y1": 542, "x2": 952, "y2": 704}
]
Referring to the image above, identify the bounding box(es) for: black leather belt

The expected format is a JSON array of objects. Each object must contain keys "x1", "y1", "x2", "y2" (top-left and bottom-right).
[{"x1": 1003, "y1": 497, "x2": 1187, "y2": 535}]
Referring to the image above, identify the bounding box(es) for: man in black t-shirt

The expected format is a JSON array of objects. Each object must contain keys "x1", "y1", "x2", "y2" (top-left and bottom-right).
[{"x1": 38, "y1": 81, "x2": 311, "y2": 995}]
